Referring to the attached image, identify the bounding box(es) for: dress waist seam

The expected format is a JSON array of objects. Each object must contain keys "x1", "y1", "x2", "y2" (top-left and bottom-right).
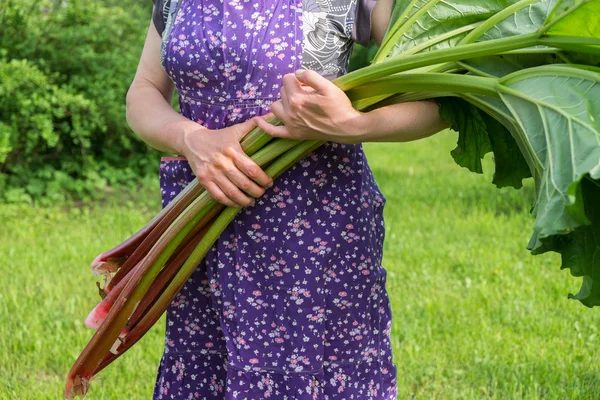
[{"x1": 179, "y1": 93, "x2": 277, "y2": 108}]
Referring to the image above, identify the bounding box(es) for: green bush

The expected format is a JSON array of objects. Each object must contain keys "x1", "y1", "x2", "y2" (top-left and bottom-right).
[{"x1": 0, "y1": 0, "x2": 158, "y2": 204}]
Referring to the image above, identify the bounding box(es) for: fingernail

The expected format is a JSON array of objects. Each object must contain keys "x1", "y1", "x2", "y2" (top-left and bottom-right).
[
  {"x1": 295, "y1": 69, "x2": 305, "y2": 75},
  {"x1": 268, "y1": 182, "x2": 274, "y2": 188}
]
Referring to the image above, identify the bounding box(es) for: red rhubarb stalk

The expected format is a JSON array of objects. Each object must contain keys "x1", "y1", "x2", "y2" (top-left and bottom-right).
[
  {"x1": 124, "y1": 207, "x2": 222, "y2": 334},
  {"x1": 89, "y1": 123, "x2": 275, "y2": 275},
  {"x1": 66, "y1": 138, "x2": 299, "y2": 399},
  {"x1": 91, "y1": 140, "x2": 323, "y2": 377}
]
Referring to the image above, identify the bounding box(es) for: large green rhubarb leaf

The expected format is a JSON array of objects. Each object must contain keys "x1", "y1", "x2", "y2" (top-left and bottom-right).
[
  {"x1": 533, "y1": 178, "x2": 600, "y2": 307},
  {"x1": 438, "y1": 97, "x2": 532, "y2": 188},
  {"x1": 376, "y1": 0, "x2": 514, "y2": 60},
  {"x1": 498, "y1": 65, "x2": 600, "y2": 238}
]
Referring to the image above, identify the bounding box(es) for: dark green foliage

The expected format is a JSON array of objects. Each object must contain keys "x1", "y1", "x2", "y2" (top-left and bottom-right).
[
  {"x1": 0, "y1": 0, "x2": 158, "y2": 204},
  {"x1": 348, "y1": 41, "x2": 379, "y2": 72},
  {"x1": 437, "y1": 97, "x2": 531, "y2": 189}
]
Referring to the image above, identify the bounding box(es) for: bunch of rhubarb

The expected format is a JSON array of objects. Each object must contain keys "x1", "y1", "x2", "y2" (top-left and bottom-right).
[{"x1": 66, "y1": 0, "x2": 600, "y2": 397}]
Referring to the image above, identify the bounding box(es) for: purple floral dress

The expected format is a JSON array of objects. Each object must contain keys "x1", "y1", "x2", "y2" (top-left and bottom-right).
[{"x1": 152, "y1": 0, "x2": 397, "y2": 398}]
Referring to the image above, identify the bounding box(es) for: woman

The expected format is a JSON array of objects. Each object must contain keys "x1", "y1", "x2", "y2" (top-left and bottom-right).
[{"x1": 126, "y1": 0, "x2": 448, "y2": 398}]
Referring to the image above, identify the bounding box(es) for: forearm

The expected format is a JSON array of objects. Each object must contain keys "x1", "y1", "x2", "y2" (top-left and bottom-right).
[
  {"x1": 125, "y1": 79, "x2": 203, "y2": 155},
  {"x1": 354, "y1": 100, "x2": 449, "y2": 143}
]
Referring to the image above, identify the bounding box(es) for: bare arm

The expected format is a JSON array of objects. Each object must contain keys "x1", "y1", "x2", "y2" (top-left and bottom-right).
[
  {"x1": 125, "y1": 17, "x2": 199, "y2": 155},
  {"x1": 355, "y1": 0, "x2": 448, "y2": 143},
  {"x1": 126, "y1": 12, "x2": 273, "y2": 208},
  {"x1": 256, "y1": 0, "x2": 448, "y2": 144}
]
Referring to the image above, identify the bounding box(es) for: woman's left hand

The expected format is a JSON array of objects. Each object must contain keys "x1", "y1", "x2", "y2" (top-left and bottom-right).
[{"x1": 254, "y1": 69, "x2": 365, "y2": 144}]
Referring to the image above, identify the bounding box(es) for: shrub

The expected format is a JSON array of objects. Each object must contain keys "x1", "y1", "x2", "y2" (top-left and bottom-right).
[{"x1": 0, "y1": 0, "x2": 158, "y2": 204}]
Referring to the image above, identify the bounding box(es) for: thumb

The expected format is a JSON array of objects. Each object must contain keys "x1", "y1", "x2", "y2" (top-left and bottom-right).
[
  {"x1": 234, "y1": 117, "x2": 259, "y2": 140},
  {"x1": 294, "y1": 69, "x2": 332, "y2": 93}
]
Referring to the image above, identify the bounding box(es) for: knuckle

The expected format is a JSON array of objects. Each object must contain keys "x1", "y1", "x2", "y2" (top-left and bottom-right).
[
  {"x1": 246, "y1": 166, "x2": 259, "y2": 178},
  {"x1": 213, "y1": 155, "x2": 228, "y2": 169},
  {"x1": 196, "y1": 174, "x2": 207, "y2": 183},
  {"x1": 289, "y1": 94, "x2": 302, "y2": 109},
  {"x1": 283, "y1": 73, "x2": 295, "y2": 84},
  {"x1": 194, "y1": 169, "x2": 208, "y2": 183},
  {"x1": 226, "y1": 188, "x2": 240, "y2": 198},
  {"x1": 288, "y1": 111, "x2": 298, "y2": 121},
  {"x1": 238, "y1": 179, "x2": 252, "y2": 191},
  {"x1": 210, "y1": 191, "x2": 226, "y2": 203},
  {"x1": 223, "y1": 145, "x2": 238, "y2": 158},
  {"x1": 224, "y1": 166, "x2": 237, "y2": 176}
]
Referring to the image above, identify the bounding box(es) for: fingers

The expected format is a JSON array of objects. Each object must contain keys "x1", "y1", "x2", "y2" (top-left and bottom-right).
[
  {"x1": 282, "y1": 73, "x2": 303, "y2": 94},
  {"x1": 215, "y1": 178, "x2": 255, "y2": 208},
  {"x1": 234, "y1": 117, "x2": 259, "y2": 141},
  {"x1": 226, "y1": 146, "x2": 274, "y2": 188},
  {"x1": 203, "y1": 181, "x2": 240, "y2": 208},
  {"x1": 270, "y1": 101, "x2": 286, "y2": 123},
  {"x1": 223, "y1": 163, "x2": 266, "y2": 198},
  {"x1": 280, "y1": 86, "x2": 290, "y2": 114},
  {"x1": 254, "y1": 115, "x2": 292, "y2": 139},
  {"x1": 294, "y1": 69, "x2": 332, "y2": 94}
]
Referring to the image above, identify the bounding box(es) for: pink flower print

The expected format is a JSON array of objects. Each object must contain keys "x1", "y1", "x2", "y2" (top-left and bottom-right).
[
  {"x1": 206, "y1": 342, "x2": 214, "y2": 348},
  {"x1": 179, "y1": 34, "x2": 186, "y2": 40},
  {"x1": 339, "y1": 291, "x2": 347, "y2": 297},
  {"x1": 249, "y1": 358, "x2": 259, "y2": 364},
  {"x1": 253, "y1": 290, "x2": 262, "y2": 296}
]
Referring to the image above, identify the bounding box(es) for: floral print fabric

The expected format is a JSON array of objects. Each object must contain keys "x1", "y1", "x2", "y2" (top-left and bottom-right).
[{"x1": 153, "y1": 0, "x2": 398, "y2": 398}]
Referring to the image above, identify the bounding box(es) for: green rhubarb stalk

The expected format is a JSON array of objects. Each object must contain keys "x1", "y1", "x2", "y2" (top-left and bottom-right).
[
  {"x1": 123, "y1": 212, "x2": 218, "y2": 336},
  {"x1": 345, "y1": 73, "x2": 498, "y2": 101},
  {"x1": 373, "y1": 0, "x2": 438, "y2": 63},
  {"x1": 459, "y1": 0, "x2": 541, "y2": 45},
  {"x1": 66, "y1": 138, "x2": 304, "y2": 399},
  {"x1": 400, "y1": 22, "x2": 484, "y2": 57},
  {"x1": 92, "y1": 139, "x2": 323, "y2": 376},
  {"x1": 338, "y1": 32, "x2": 541, "y2": 91},
  {"x1": 98, "y1": 121, "x2": 277, "y2": 292}
]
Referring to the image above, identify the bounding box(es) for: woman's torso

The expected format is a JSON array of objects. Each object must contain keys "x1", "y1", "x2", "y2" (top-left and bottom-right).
[{"x1": 153, "y1": 1, "x2": 397, "y2": 398}]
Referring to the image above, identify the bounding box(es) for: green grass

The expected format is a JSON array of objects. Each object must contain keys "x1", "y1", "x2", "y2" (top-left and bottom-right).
[{"x1": 1, "y1": 133, "x2": 600, "y2": 399}]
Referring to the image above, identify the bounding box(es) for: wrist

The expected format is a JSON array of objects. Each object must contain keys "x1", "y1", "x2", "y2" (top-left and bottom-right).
[
  {"x1": 345, "y1": 110, "x2": 376, "y2": 144},
  {"x1": 172, "y1": 120, "x2": 208, "y2": 157}
]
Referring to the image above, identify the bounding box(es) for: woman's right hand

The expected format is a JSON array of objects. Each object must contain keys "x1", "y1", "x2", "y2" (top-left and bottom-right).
[{"x1": 180, "y1": 118, "x2": 273, "y2": 208}]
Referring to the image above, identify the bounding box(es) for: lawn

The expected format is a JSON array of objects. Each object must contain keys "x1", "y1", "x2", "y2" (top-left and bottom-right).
[{"x1": 1, "y1": 133, "x2": 599, "y2": 399}]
